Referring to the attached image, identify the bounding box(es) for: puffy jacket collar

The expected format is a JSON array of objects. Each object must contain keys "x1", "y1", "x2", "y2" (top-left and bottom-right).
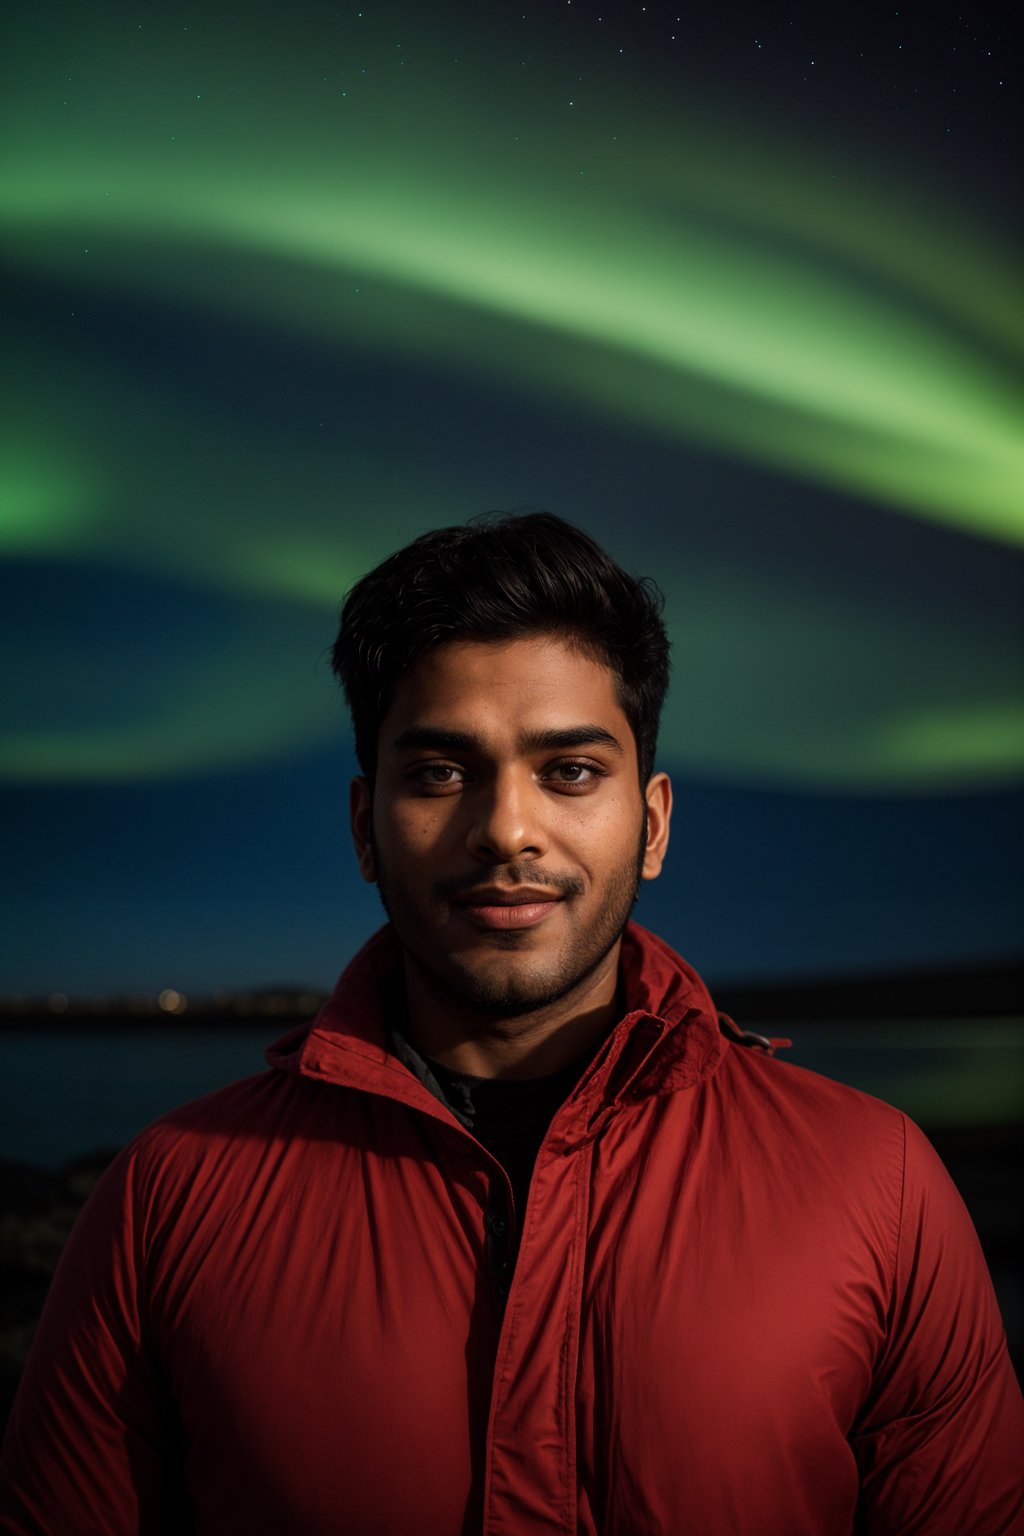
[{"x1": 266, "y1": 922, "x2": 728, "y2": 1135}]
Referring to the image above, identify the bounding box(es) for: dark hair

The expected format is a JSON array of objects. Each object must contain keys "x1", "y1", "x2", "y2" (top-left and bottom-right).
[{"x1": 331, "y1": 511, "x2": 671, "y2": 785}]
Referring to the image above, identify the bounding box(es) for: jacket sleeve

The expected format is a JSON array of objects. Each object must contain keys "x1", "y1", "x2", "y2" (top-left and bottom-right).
[
  {"x1": 852, "y1": 1114, "x2": 1024, "y2": 1535},
  {"x1": 0, "y1": 1143, "x2": 180, "y2": 1535}
]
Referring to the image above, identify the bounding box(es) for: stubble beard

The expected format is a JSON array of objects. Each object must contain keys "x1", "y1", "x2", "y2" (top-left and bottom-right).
[{"x1": 371, "y1": 813, "x2": 648, "y2": 1020}]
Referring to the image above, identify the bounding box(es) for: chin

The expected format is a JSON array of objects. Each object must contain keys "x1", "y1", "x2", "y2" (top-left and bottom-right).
[{"x1": 437, "y1": 949, "x2": 593, "y2": 1019}]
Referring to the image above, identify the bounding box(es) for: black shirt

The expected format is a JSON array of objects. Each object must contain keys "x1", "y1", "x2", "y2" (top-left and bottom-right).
[
  {"x1": 422, "y1": 1049, "x2": 599, "y2": 1230},
  {"x1": 389, "y1": 1023, "x2": 601, "y2": 1235}
]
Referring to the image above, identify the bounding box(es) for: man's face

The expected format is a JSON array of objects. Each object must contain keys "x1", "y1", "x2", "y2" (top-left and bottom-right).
[{"x1": 350, "y1": 633, "x2": 671, "y2": 1019}]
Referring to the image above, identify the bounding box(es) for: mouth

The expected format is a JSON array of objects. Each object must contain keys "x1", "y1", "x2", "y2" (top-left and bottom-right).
[{"x1": 453, "y1": 887, "x2": 566, "y2": 931}]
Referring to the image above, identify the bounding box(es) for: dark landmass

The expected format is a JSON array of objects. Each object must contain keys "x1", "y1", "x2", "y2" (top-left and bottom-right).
[{"x1": 716, "y1": 960, "x2": 1024, "y2": 1024}]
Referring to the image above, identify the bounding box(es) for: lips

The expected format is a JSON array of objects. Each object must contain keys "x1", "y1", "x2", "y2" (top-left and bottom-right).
[{"x1": 453, "y1": 887, "x2": 565, "y2": 931}]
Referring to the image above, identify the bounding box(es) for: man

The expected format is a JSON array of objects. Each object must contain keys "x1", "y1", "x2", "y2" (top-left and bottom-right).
[{"x1": 2, "y1": 512, "x2": 1021, "y2": 1535}]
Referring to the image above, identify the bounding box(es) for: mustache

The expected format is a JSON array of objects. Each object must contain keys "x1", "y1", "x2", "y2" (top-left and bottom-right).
[{"x1": 434, "y1": 864, "x2": 585, "y2": 901}]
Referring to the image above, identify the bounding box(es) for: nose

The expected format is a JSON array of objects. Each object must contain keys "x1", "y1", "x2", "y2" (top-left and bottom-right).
[{"x1": 466, "y1": 767, "x2": 547, "y2": 865}]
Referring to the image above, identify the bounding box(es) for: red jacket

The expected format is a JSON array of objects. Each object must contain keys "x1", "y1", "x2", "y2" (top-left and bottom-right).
[{"x1": 2, "y1": 923, "x2": 1022, "y2": 1534}]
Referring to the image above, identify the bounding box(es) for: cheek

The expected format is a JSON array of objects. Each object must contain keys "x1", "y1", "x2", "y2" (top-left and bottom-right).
[
  {"x1": 553, "y1": 795, "x2": 641, "y2": 863},
  {"x1": 380, "y1": 805, "x2": 454, "y2": 859}
]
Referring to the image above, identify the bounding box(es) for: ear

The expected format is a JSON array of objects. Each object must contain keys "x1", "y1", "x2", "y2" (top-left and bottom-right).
[
  {"x1": 641, "y1": 771, "x2": 672, "y2": 881},
  {"x1": 349, "y1": 776, "x2": 377, "y2": 883}
]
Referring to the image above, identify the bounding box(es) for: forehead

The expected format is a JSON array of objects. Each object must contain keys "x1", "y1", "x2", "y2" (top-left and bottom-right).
[{"x1": 384, "y1": 634, "x2": 630, "y2": 743}]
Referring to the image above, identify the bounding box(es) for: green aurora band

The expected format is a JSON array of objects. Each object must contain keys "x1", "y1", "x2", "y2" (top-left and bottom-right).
[{"x1": 1, "y1": 7, "x2": 1022, "y2": 789}]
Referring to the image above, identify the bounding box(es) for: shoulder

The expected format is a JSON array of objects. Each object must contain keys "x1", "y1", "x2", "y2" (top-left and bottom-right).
[
  {"x1": 709, "y1": 1045, "x2": 915, "y2": 1230},
  {"x1": 131, "y1": 1065, "x2": 303, "y2": 1148},
  {"x1": 98, "y1": 1066, "x2": 338, "y2": 1216},
  {"x1": 716, "y1": 1037, "x2": 906, "y2": 1141},
  {"x1": 712, "y1": 1045, "x2": 988, "y2": 1258}
]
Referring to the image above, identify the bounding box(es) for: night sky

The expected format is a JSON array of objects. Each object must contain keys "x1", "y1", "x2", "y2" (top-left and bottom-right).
[{"x1": 1, "y1": 0, "x2": 1021, "y2": 996}]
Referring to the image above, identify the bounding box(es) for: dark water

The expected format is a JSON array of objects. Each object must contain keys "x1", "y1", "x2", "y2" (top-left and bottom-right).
[{"x1": 2, "y1": 1018, "x2": 1022, "y2": 1167}]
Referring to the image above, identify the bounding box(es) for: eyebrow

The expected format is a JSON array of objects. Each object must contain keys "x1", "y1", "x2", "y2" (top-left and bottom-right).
[{"x1": 390, "y1": 724, "x2": 626, "y2": 757}]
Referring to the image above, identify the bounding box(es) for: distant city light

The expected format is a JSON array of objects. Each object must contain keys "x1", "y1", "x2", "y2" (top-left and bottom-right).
[{"x1": 158, "y1": 988, "x2": 188, "y2": 1014}]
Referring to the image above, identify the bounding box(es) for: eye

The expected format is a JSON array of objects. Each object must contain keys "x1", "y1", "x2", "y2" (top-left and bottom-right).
[
  {"x1": 411, "y1": 762, "x2": 466, "y2": 793},
  {"x1": 542, "y1": 760, "x2": 604, "y2": 792}
]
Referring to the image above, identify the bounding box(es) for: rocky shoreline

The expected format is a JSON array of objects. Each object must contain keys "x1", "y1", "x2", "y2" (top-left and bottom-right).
[{"x1": 0, "y1": 1149, "x2": 118, "y2": 1432}]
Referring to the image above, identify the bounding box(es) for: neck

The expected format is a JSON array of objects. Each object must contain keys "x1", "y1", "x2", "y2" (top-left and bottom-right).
[{"x1": 399, "y1": 943, "x2": 624, "y2": 1080}]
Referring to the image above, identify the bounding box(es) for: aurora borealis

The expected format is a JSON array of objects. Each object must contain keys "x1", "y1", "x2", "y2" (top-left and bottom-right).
[{"x1": 1, "y1": 0, "x2": 1021, "y2": 991}]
